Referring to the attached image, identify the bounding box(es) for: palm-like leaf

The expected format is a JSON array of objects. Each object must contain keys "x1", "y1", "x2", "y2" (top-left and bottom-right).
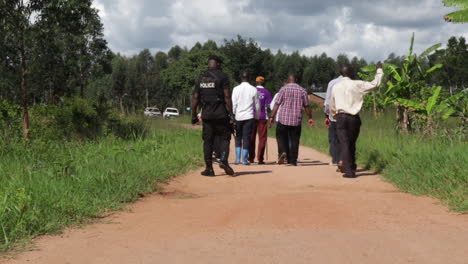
[
  {"x1": 445, "y1": 8, "x2": 468, "y2": 23},
  {"x1": 443, "y1": 0, "x2": 468, "y2": 23},
  {"x1": 443, "y1": 0, "x2": 468, "y2": 8},
  {"x1": 426, "y1": 64, "x2": 444, "y2": 74},
  {"x1": 420, "y1": 44, "x2": 442, "y2": 58},
  {"x1": 426, "y1": 86, "x2": 442, "y2": 114},
  {"x1": 396, "y1": 98, "x2": 424, "y2": 111},
  {"x1": 361, "y1": 65, "x2": 376, "y2": 73}
]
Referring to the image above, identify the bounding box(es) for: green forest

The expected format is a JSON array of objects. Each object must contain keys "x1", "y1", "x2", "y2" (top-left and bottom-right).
[{"x1": 2, "y1": 1, "x2": 468, "y2": 123}]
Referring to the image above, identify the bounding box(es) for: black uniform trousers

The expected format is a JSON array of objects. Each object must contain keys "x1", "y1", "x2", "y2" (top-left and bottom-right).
[
  {"x1": 336, "y1": 113, "x2": 361, "y2": 176},
  {"x1": 202, "y1": 118, "x2": 231, "y2": 167},
  {"x1": 276, "y1": 122, "x2": 302, "y2": 165}
]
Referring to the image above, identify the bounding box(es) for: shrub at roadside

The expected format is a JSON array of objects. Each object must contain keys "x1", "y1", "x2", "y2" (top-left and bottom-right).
[{"x1": 1, "y1": 98, "x2": 147, "y2": 141}]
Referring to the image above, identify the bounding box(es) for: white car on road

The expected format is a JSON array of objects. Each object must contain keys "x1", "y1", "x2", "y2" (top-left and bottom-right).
[
  {"x1": 144, "y1": 107, "x2": 161, "y2": 117},
  {"x1": 163, "y1": 108, "x2": 180, "y2": 118}
]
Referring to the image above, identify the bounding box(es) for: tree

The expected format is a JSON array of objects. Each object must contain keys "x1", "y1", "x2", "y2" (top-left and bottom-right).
[
  {"x1": 202, "y1": 40, "x2": 218, "y2": 51},
  {"x1": 160, "y1": 50, "x2": 232, "y2": 109},
  {"x1": 220, "y1": 35, "x2": 264, "y2": 82},
  {"x1": 429, "y1": 36, "x2": 468, "y2": 95},
  {"x1": 168, "y1": 45, "x2": 184, "y2": 62},
  {"x1": 2, "y1": 0, "x2": 43, "y2": 138},
  {"x1": 443, "y1": 0, "x2": 468, "y2": 23}
]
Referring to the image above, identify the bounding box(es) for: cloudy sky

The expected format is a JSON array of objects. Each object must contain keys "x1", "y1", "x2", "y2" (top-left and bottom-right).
[{"x1": 92, "y1": 0, "x2": 468, "y2": 61}]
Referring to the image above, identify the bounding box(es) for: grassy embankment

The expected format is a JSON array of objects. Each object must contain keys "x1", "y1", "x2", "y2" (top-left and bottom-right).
[
  {"x1": 0, "y1": 119, "x2": 203, "y2": 251},
  {"x1": 300, "y1": 111, "x2": 467, "y2": 212}
]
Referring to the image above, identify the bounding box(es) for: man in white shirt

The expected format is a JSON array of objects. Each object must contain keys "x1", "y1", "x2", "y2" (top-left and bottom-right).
[
  {"x1": 330, "y1": 62, "x2": 384, "y2": 178},
  {"x1": 324, "y1": 74, "x2": 344, "y2": 166},
  {"x1": 232, "y1": 72, "x2": 260, "y2": 165}
]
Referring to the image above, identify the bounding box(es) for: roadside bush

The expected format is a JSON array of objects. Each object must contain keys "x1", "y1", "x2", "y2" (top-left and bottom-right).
[
  {"x1": 2, "y1": 98, "x2": 148, "y2": 142},
  {"x1": 0, "y1": 100, "x2": 22, "y2": 138},
  {"x1": 108, "y1": 115, "x2": 148, "y2": 140}
]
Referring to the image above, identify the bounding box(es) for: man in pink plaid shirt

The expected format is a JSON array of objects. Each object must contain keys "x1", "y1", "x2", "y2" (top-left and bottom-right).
[{"x1": 270, "y1": 74, "x2": 314, "y2": 166}]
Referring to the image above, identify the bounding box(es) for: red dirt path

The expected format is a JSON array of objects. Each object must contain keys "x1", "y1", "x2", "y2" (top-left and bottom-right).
[{"x1": 4, "y1": 139, "x2": 468, "y2": 264}]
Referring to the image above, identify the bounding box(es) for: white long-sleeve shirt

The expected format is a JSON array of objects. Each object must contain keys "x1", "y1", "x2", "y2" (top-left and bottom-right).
[
  {"x1": 270, "y1": 93, "x2": 281, "y2": 122},
  {"x1": 324, "y1": 76, "x2": 343, "y2": 122},
  {"x1": 330, "y1": 69, "x2": 384, "y2": 116},
  {"x1": 232, "y1": 82, "x2": 260, "y2": 121}
]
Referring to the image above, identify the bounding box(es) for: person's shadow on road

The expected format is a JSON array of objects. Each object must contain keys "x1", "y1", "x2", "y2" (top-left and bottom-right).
[{"x1": 234, "y1": 170, "x2": 273, "y2": 177}]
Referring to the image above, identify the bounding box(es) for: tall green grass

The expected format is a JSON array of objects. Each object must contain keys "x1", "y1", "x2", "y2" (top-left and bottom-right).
[
  {"x1": 0, "y1": 119, "x2": 203, "y2": 250},
  {"x1": 301, "y1": 111, "x2": 468, "y2": 212}
]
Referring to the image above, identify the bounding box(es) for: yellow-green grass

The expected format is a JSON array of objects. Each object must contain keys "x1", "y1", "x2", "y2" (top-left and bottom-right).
[{"x1": 300, "y1": 111, "x2": 468, "y2": 212}]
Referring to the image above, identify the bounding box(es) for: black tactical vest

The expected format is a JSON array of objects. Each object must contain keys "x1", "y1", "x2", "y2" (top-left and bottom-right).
[{"x1": 198, "y1": 70, "x2": 228, "y2": 120}]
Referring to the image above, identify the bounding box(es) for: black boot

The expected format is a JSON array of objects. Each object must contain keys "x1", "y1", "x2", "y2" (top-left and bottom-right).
[
  {"x1": 201, "y1": 167, "x2": 215, "y2": 177},
  {"x1": 219, "y1": 152, "x2": 235, "y2": 176},
  {"x1": 201, "y1": 160, "x2": 215, "y2": 177}
]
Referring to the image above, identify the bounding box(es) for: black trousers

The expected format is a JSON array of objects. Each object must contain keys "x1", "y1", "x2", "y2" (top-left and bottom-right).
[
  {"x1": 276, "y1": 122, "x2": 302, "y2": 164},
  {"x1": 328, "y1": 121, "x2": 341, "y2": 164},
  {"x1": 235, "y1": 119, "x2": 254, "y2": 150},
  {"x1": 202, "y1": 119, "x2": 231, "y2": 167},
  {"x1": 336, "y1": 114, "x2": 361, "y2": 176}
]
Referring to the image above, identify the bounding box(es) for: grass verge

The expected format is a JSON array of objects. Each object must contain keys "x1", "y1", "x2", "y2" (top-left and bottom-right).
[
  {"x1": 301, "y1": 111, "x2": 468, "y2": 212},
  {"x1": 0, "y1": 119, "x2": 203, "y2": 251}
]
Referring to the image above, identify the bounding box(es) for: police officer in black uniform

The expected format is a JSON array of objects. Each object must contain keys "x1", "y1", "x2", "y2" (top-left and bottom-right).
[{"x1": 191, "y1": 55, "x2": 235, "y2": 177}]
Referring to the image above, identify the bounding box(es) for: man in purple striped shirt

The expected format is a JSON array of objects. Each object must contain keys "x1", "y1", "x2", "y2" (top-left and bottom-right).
[
  {"x1": 249, "y1": 76, "x2": 272, "y2": 164},
  {"x1": 269, "y1": 74, "x2": 314, "y2": 166}
]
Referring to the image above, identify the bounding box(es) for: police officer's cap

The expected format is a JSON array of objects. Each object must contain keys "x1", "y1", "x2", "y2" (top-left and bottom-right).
[{"x1": 208, "y1": 55, "x2": 223, "y2": 64}]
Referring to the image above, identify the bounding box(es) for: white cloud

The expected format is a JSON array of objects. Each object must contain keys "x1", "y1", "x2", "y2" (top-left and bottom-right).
[{"x1": 93, "y1": 0, "x2": 468, "y2": 61}]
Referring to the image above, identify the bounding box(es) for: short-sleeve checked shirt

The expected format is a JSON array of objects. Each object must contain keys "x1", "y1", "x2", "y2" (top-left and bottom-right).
[{"x1": 275, "y1": 83, "x2": 309, "y2": 126}]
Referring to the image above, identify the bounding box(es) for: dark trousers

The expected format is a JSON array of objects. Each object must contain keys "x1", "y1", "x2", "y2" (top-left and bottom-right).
[
  {"x1": 249, "y1": 119, "x2": 268, "y2": 162},
  {"x1": 235, "y1": 119, "x2": 254, "y2": 150},
  {"x1": 276, "y1": 123, "x2": 282, "y2": 158},
  {"x1": 202, "y1": 119, "x2": 231, "y2": 167},
  {"x1": 336, "y1": 114, "x2": 361, "y2": 176},
  {"x1": 328, "y1": 121, "x2": 341, "y2": 164},
  {"x1": 276, "y1": 122, "x2": 302, "y2": 164}
]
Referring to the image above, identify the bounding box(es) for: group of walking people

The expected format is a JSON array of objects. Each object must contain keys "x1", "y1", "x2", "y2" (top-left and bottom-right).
[{"x1": 191, "y1": 55, "x2": 383, "y2": 178}]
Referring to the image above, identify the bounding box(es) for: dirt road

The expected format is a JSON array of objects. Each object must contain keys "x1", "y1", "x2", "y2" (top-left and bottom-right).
[{"x1": 4, "y1": 139, "x2": 468, "y2": 264}]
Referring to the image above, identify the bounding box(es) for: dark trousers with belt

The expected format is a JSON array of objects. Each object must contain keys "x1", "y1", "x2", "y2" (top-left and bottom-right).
[
  {"x1": 276, "y1": 122, "x2": 302, "y2": 165},
  {"x1": 202, "y1": 119, "x2": 231, "y2": 168},
  {"x1": 249, "y1": 119, "x2": 268, "y2": 162},
  {"x1": 328, "y1": 121, "x2": 341, "y2": 164},
  {"x1": 235, "y1": 119, "x2": 255, "y2": 150},
  {"x1": 336, "y1": 114, "x2": 361, "y2": 176}
]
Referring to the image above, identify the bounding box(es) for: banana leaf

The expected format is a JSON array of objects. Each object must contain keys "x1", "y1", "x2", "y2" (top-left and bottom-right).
[
  {"x1": 361, "y1": 65, "x2": 376, "y2": 73},
  {"x1": 426, "y1": 64, "x2": 443, "y2": 74},
  {"x1": 443, "y1": 0, "x2": 468, "y2": 8},
  {"x1": 444, "y1": 8, "x2": 468, "y2": 23},
  {"x1": 396, "y1": 98, "x2": 424, "y2": 111},
  {"x1": 426, "y1": 86, "x2": 442, "y2": 114},
  {"x1": 420, "y1": 44, "x2": 442, "y2": 58}
]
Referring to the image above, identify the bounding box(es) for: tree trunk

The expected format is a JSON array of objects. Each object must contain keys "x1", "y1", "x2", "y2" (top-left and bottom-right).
[
  {"x1": 21, "y1": 42, "x2": 30, "y2": 139},
  {"x1": 79, "y1": 63, "x2": 84, "y2": 98},
  {"x1": 396, "y1": 105, "x2": 410, "y2": 133}
]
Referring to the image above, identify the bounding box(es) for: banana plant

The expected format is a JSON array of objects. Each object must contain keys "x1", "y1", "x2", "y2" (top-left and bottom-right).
[
  {"x1": 396, "y1": 86, "x2": 464, "y2": 135},
  {"x1": 383, "y1": 34, "x2": 443, "y2": 132}
]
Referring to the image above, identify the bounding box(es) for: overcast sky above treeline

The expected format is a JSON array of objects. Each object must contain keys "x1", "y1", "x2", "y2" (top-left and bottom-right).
[{"x1": 93, "y1": 0, "x2": 468, "y2": 61}]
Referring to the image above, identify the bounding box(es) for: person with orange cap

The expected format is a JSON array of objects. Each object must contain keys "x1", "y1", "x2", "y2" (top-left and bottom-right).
[{"x1": 248, "y1": 76, "x2": 272, "y2": 164}]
